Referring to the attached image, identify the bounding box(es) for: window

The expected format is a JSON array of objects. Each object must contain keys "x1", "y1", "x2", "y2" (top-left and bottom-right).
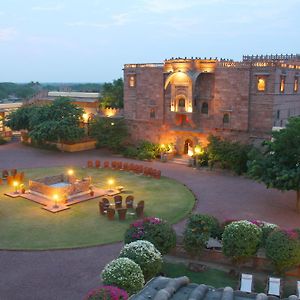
[
  {"x1": 128, "y1": 75, "x2": 136, "y2": 87},
  {"x1": 257, "y1": 77, "x2": 266, "y2": 91},
  {"x1": 294, "y1": 77, "x2": 299, "y2": 93},
  {"x1": 276, "y1": 109, "x2": 280, "y2": 120},
  {"x1": 280, "y1": 76, "x2": 285, "y2": 93},
  {"x1": 178, "y1": 98, "x2": 185, "y2": 107},
  {"x1": 150, "y1": 108, "x2": 155, "y2": 119},
  {"x1": 201, "y1": 102, "x2": 208, "y2": 114},
  {"x1": 223, "y1": 113, "x2": 229, "y2": 124}
]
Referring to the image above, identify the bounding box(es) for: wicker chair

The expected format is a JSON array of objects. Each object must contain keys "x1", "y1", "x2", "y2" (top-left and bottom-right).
[
  {"x1": 117, "y1": 208, "x2": 127, "y2": 221},
  {"x1": 114, "y1": 195, "x2": 123, "y2": 209},
  {"x1": 135, "y1": 205, "x2": 144, "y2": 218},
  {"x1": 11, "y1": 169, "x2": 17, "y2": 177},
  {"x1": 103, "y1": 161, "x2": 110, "y2": 168},
  {"x1": 107, "y1": 208, "x2": 115, "y2": 220},
  {"x1": 87, "y1": 160, "x2": 93, "y2": 168},
  {"x1": 2, "y1": 169, "x2": 9, "y2": 178},
  {"x1": 125, "y1": 195, "x2": 134, "y2": 209},
  {"x1": 95, "y1": 160, "x2": 101, "y2": 168}
]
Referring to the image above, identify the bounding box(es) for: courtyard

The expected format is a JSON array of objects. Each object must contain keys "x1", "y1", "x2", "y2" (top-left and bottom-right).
[{"x1": 0, "y1": 142, "x2": 299, "y2": 299}]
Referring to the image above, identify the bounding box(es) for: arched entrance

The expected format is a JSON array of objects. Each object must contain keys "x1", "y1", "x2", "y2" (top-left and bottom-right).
[{"x1": 183, "y1": 139, "x2": 193, "y2": 155}]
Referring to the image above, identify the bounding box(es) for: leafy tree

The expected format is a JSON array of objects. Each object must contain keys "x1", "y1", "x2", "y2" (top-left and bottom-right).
[
  {"x1": 100, "y1": 78, "x2": 123, "y2": 108},
  {"x1": 248, "y1": 117, "x2": 300, "y2": 212},
  {"x1": 5, "y1": 105, "x2": 38, "y2": 130},
  {"x1": 90, "y1": 117, "x2": 128, "y2": 151}
]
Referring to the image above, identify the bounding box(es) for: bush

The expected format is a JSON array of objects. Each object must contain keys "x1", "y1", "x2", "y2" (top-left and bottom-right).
[
  {"x1": 119, "y1": 240, "x2": 163, "y2": 281},
  {"x1": 222, "y1": 220, "x2": 262, "y2": 263},
  {"x1": 101, "y1": 258, "x2": 144, "y2": 295},
  {"x1": 266, "y1": 229, "x2": 300, "y2": 273},
  {"x1": 122, "y1": 146, "x2": 138, "y2": 158},
  {"x1": 249, "y1": 220, "x2": 278, "y2": 247},
  {"x1": 207, "y1": 135, "x2": 253, "y2": 175},
  {"x1": 124, "y1": 217, "x2": 176, "y2": 254},
  {"x1": 183, "y1": 214, "x2": 221, "y2": 255},
  {"x1": 84, "y1": 285, "x2": 128, "y2": 300}
]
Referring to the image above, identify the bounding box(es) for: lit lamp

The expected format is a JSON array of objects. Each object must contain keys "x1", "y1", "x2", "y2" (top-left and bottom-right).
[
  {"x1": 53, "y1": 194, "x2": 59, "y2": 209},
  {"x1": 194, "y1": 145, "x2": 202, "y2": 168},
  {"x1": 82, "y1": 113, "x2": 90, "y2": 135},
  {"x1": 68, "y1": 169, "x2": 74, "y2": 176},
  {"x1": 13, "y1": 181, "x2": 19, "y2": 194},
  {"x1": 107, "y1": 178, "x2": 114, "y2": 192}
]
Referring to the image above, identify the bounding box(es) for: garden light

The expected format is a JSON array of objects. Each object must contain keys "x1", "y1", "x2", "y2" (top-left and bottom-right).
[
  {"x1": 53, "y1": 194, "x2": 59, "y2": 208},
  {"x1": 13, "y1": 181, "x2": 19, "y2": 194},
  {"x1": 68, "y1": 169, "x2": 74, "y2": 176}
]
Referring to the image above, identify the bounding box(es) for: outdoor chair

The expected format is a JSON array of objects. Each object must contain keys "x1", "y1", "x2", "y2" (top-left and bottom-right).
[
  {"x1": 154, "y1": 170, "x2": 161, "y2": 179},
  {"x1": 125, "y1": 195, "x2": 134, "y2": 209},
  {"x1": 111, "y1": 161, "x2": 117, "y2": 169},
  {"x1": 239, "y1": 273, "x2": 253, "y2": 293},
  {"x1": 107, "y1": 208, "x2": 115, "y2": 221},
  {"x1": 11, "y1": 169, "x2": 17, "y2": 177},
  {"x1": 14, "y1": 172, "x2": 22, "y2": 183},
  {"x1": 266, "y1": 277, "x2": 281, "y2": 297},
  {"x1": 95, "y1": 160, "x2": 101, "y2": 168},
  {"x1": 136, "y1": 205, "x2": 144, "y2": 218},
  {"x1": 129, "y1": 163, "x2": 134, "y2": 171},
  {"x1": 87, "y1": 160, "x2": 93, "y2": 168},
  {"x1": 103, "y1": 161, "x2": 110, "y2": 168},
  {"x1": 114, "y1": 195, "x2": 123, "y2": 209},
  {"x1": 143, "y1": 167, "x2": 149, "y2": 176},
  {"x1": 0, "y1": 178, "x2": 2, "y2": 185},
  {"x1": 117, "y1": 161, "x2": 123, "y2": 170},
  {"x1": 99, "y1": 201, "x2": 108, "y2": 215},
  {"x1": 123, "y1": 162, "x2": 129, "y2": 171},
  {"x1": 2, "y1": 169, "x2": 9, "y2": 178},
  {"x1": 101, "y1": 198, "x2": 110, "y2": 208},
  {"x1": 117, "y1": 208, "x2": 127, "y2": 221}
]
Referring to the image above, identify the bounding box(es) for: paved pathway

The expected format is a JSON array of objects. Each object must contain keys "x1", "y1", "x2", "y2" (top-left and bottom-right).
[{"x1": 0, "y1": 142, "x2": 299, "y2": 300}]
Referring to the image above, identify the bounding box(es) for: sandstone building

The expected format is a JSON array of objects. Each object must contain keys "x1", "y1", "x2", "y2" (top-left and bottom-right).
[{"x1": 124, "y1": 54, "x2": 300, "y2": 154}]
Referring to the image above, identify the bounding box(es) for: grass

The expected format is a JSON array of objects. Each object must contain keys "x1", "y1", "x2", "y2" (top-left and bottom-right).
[
  {"x1": 162, "y1": 262, "x2": 298, "y2": 297},
  {"x1": 0, "y1": 166, "x2": 195, "y2": 250},
  {"x1": 162, "y1": 262, "x2": 237, "y2": 289}
]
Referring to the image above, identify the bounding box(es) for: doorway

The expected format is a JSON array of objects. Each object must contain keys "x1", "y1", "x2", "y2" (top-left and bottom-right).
[{"x1": 183, "y1": 139, "x2": 193, "y2": 155}]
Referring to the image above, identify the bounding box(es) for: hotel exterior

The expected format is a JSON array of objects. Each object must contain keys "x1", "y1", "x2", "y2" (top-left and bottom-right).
[{"x1": 124, "y1": 54, "x2": 300, "y2": 154}]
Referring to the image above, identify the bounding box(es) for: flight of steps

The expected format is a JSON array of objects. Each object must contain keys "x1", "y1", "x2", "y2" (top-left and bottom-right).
[{"x1": 171, "y1": 156, "x2": 191, "y2": 166}]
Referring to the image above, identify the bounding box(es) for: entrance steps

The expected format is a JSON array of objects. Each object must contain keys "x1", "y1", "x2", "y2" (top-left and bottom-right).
[{"x1": 171, "y1": 156, "x2": 191, "y2": 166}]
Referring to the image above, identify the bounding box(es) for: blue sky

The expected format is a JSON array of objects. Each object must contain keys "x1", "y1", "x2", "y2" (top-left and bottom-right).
[{"x1": 0, "y1": 0, "x2": 299, "y2": 82}]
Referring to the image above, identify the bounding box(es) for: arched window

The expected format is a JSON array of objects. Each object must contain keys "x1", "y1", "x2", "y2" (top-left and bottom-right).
[
  {"x1": 257, "y1": 77, "x2": 266, "y2": 91},
  {"x1": 178, "y1": 98, "x2": 185, "y2": 107},
  {"x1": 201, "y1": 102, "x2": 208, "y2": 114},
  {"x1": 150, "y1": 108, "x2": 155, "y2": 119},
  {"x1": 223, "y1": 113, "x2": 229, "y2": 124}
]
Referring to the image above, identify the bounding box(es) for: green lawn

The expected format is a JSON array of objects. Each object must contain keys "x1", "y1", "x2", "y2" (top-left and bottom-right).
[
  {"x1": 162, "y1": 262, "x2": 237, "y2": 289},
  {"x1": 0, "y1": 166, "x2": 195, "y2": 250}
]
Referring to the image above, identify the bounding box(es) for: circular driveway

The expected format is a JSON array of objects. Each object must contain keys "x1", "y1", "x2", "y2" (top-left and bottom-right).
[{"x1": 0, "y1": 142, "x2": 299, "y2": 300}]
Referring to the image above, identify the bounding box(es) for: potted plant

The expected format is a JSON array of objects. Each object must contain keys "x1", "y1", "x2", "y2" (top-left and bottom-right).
[{"x1": 89, "y1": 185, "x2": 94, "y2": 196}]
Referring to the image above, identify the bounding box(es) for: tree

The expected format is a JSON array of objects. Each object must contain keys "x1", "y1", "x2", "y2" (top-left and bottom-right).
[
  {"x1": 248, "y1": 117, "x2": 300, "y2": 212},
  {"x1": 90, "y1": 117, "x2": 128, "y2": 151},
  {"x1": 100, "y1": 78, "x2": 123, "y2": 108}
]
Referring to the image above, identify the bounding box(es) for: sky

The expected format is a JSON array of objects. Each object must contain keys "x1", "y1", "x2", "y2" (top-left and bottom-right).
[{"x1": 0, "y1": 0, "x2": 299, "y2": 82}]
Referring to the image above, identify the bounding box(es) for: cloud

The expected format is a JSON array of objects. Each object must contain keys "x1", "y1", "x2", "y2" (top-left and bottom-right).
[
  {"x1": 32, "y1": 4, "x2": 64, "y2": 11},
  {"x1": 141, "y1": 0, "x2": 204, "y2": 13},
  {"x1": 66, "y1": 21, "x2": 108, "y2": 29},
  {"x1": 112, "y1": 13, "x2": 131, "y2": 26},
  {"x1": 0, "y1": 27, "x2": 17, "y2": 41}
]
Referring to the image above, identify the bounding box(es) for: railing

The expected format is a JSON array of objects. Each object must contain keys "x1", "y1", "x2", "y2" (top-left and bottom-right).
[
  {"x1": 243, "y1": 54, "x2": 300, "y2": 61},
  {"x1": 124, "y1": 63, "x2": 164, "y2": 68}
]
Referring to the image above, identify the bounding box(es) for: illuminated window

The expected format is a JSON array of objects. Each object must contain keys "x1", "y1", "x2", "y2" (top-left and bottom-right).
[
  {"x1": 280, "y1": 76, "x2": 285, "y2": 93},
  {"x1": 201, "y1": 102, "x2": 208, "y2": 114},
  {"x1": 223, "y1": 113, "x2": 230, "y2": 124},
  {"x1": 257, "y1": 77, "x2": 266, "y2": 91},
  {"x1": 128, "y1": 75, "x2": 136, "y2": 87},
  {"x1": 150, "y1": 108, "x2": 155, "y2": 119},
  {"x1": 294, "y1": 77, "x2": 299, "y2": 93},
  {"x1": 178, "y1": 98, "x2": 185, "y2": 107}
]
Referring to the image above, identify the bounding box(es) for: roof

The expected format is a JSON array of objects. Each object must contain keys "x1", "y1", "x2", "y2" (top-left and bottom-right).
[
  {"x1": 47, "y1": 91, "x2": 100, "y2": 98},
  {"x1": 130, "y1": 276, "x2": 298, "y2": 300},
  {"x1": 0, "y1": 102, "x2": 23, "y2": 112}
]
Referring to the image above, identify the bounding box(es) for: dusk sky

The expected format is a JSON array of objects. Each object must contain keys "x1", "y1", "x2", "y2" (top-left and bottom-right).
[{"x1": 0, "y1": 0, "x2": 299, "y2": 83}]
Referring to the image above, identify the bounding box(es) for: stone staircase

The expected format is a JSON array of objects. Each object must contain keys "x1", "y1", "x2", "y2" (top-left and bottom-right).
[{"x1": 171, "y1": 156, "x2": 191, "y2": 166}]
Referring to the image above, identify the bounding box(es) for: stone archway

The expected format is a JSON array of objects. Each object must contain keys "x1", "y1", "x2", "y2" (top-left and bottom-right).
[{"x1": 183, "y1": 139, "x2": 193, "y2": 154}]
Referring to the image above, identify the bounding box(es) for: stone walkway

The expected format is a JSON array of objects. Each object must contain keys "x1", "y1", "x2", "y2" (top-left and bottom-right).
[{"x1": 0, "y1": 142, "x2": 299, "y2": 300}]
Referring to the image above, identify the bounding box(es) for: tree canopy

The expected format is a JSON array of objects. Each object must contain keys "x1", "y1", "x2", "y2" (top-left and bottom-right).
[
  {"x1": 100, "y1": 78, "x2": 123, "y2": 108},
  {"x1": 5, "y1": 97, "x2": 85, "y2": 143},
  {"x1": 248, "y1": 117, "x2": 300, "y2": 211}
]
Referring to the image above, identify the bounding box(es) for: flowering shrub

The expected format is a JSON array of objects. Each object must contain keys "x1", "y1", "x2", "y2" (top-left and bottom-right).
[
  {"x1": 249, "y1": 220, "x2": 278, "y2": 246},
  {"x1": 222, "y1": 220, "x2": 262, "y2": 263},
  {"x1": 183, "y1": 214, "x2": 221, "y2": 255},
  {"x1": 101, "y1": 258, "x2": 144, "y2": 295},
  {"x1": 124, "y1": 217, "x2": 176, "y2": 254},
  {"x1": 119, "y1": 240, "x2": 163, "y2": 281},
  {"x1": 84, "y1": 285, "x2": 128, "y2": 300},
  {"x1": 266, "y1": 229, "x2": 300, "y2": 273}
]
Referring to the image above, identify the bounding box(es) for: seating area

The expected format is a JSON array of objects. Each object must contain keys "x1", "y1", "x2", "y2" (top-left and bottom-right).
[
  {"x1": 1, "y1": 169, "x2": 25, "y2": 186},
  {"x1": 86, "y1": 160, "x2": 161, "y2": 179},
  {"x1": 98, "y1": 195, "x2": 145, "y2": 221}
]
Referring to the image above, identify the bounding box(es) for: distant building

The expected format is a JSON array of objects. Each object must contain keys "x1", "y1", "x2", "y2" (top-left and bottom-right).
[
  {"x1": 124, "y1": 54, "x2": 300, "y2": 154},
  {"x1": 29, "y1": 91, "x2": 100, "y2": 116},
  {"x1": 0, "y1": 102, "x2": 23, "y2": 139}
]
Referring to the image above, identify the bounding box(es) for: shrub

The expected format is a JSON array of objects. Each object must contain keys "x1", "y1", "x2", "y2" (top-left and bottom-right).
[
  {"x1": 222, "y1": 220, "x2": 262, "y2": 263},
  {"x1": 119, "y1": 240, "x2": 163, "y2": 281},
  {"x1": 266, "y1": 229, "x2": 300, "y2": 273},
  {"x1": 0, "y1": 136, "x2": 7, "y2": 145},
  {"x1": 84, "y1": 285, "x2": 128, "y2": 300},
  {"x1": 101, "y1": 258, "x2": 144, "y2": 295},
  {"x1": 249, "y1": 220, "x2": 278, "y2": 247},
  {"x1": 124, "y1": 217, "x2": 176, "y2": 254},
  {"x1": 183, "y1": 214, "x2": 221, "y2": 255}
]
